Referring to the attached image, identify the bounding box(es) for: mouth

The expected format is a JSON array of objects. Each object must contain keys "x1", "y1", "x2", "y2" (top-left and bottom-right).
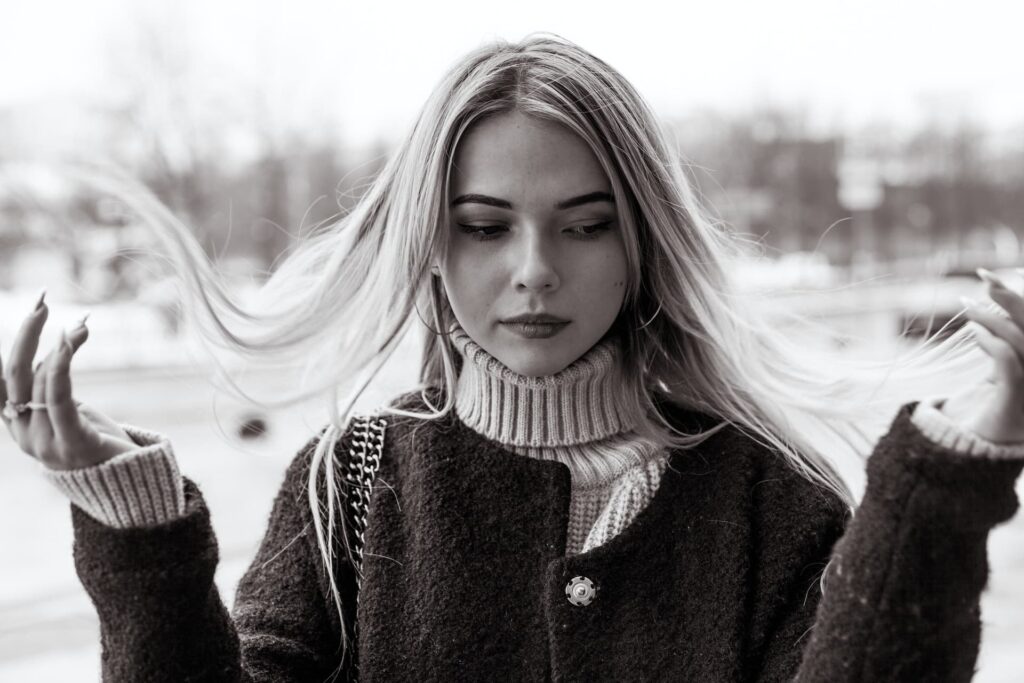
[
  {"x1": 501, "y1": 314, "x2": 570, "y2": 324},
  {"x1": 500, "y1": 320, "x2": 571, "y2": 339}
]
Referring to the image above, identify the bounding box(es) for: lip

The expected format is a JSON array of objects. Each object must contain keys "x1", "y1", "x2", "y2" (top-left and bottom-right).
[
  {"x1": 501, "y1": 320, "x2": 571, "y2": 339},
  {"x1": 502, "y1": 313, "x2": 570, "y2": 324}
]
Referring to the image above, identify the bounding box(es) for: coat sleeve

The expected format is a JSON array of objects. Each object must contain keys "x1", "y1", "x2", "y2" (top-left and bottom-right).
[
  {"x1": 68, "y1": 427, "x2": 360, "y2": 682},
  {"x1": 750, "y1": 401, "x2": 1024, "y2": 682}
]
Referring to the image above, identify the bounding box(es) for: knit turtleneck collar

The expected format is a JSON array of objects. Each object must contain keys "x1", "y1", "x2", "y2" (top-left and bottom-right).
[{"x1": 450, "y1": 322, "x2": 638, "y2": 447}]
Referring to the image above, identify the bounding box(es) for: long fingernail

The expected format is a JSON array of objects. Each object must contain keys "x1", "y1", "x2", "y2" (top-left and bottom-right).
[
  {"x1": 960, "y1": 295, "x2": 978, "y2": 308},
  {"x1": 33, "y1": 288, "x2": 47, "y2": 313},
  {"x1": 76, "y1": 311, "x2": 91, "y2": 329},
  {"x1": 976, "y1": 268, "x2": 1007, "y2": 289}
]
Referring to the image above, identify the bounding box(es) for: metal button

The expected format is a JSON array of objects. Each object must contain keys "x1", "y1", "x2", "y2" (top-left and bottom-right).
[{"x1": 565, "y1": 576, "x2": 597, "y2": 606}]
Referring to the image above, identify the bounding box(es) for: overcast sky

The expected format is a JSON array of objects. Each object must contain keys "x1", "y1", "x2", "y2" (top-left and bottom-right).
[{"x1": 2, "y1": 0, "x2": 1023, "y2": 151}]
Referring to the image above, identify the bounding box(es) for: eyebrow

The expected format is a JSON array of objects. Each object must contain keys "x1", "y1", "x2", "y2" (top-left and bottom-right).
[{"x1": 450, "y1": 191, "x2": 615, "y2": 211}]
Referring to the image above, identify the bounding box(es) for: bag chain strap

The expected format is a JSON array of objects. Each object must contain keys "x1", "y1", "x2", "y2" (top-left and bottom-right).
[{"x1": 341, "y1": 413, "x2": 387, "y2": 680}]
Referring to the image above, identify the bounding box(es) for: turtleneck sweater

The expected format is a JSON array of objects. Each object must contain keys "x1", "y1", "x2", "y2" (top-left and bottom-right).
[{"x1": 450, "y1": 323, "x2": 671, "y2": 555}]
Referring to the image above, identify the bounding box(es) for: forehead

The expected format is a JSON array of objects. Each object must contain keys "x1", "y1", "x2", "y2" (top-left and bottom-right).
[{"x1": 450, "y1": 111, "x2": 610, "y2": 201}]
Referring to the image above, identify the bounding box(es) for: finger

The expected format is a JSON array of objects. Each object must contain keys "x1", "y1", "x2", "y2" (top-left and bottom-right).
[
  {"x1": 6, "y1": 294, "x2": 49, "y2": 437},
  {"x1": 963, "y1": 301, "x2": 1024, "y2": 367},
  {"x1": 30, "y1": 348, "x2": 53, "y2": 448},
  {"x1": 31, "y1": 321, "x2": 89, "y2": 423},
  {"x1": 48, "y1": 327, "x2": 88, "y2": 446},
  {"x1": 967, "y1": 320, "x2": 1024, "y2": 387},
  {"x1": 976, "y1": 270, "x2": 1024, "y2": 329}
]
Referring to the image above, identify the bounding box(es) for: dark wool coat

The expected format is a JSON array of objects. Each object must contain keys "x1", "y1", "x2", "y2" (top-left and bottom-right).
[{"x1": 67, "y1": 391, "x2": 1024, "y2": 682}]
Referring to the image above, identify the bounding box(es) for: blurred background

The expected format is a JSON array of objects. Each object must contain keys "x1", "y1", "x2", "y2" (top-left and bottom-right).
[{"x1": 2, "y1": 0, "x2": 1024, "y2": 679}]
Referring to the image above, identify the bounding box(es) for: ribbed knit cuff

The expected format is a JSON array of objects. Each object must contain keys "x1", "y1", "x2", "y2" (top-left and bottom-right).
[
  {"x1": 910, "y1": 397, "x2": 1024, "y2": 460},
  {"x1": 41, "y1": 423, "x2": 186, "y2": 528}
]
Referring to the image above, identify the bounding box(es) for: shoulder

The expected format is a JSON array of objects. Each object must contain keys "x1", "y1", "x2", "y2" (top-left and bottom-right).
[
  {"x1": 280, "y1": 387, "x2": 445, "y2": 494},
  {"x1": 375, "y1": 385, "x2": 462, "y2": 451},
  {"x1": 655, "y1": 395, "x2": 849, "y2": 536},
  {"x1": 751, "y1": 446, "x2": 851, "y2": 535},
  {"x1": 659, "y1": 393, "x2": 850, "y2": 538},
  {"x1": 736, "y1": 432, "x2": 851, "y2": 584},
  {"x1": 673, "y1": 399, "x2": 850, "y2": 530}
]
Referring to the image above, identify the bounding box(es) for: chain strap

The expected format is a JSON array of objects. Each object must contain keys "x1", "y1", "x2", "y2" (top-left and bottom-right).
[{"x1": 340, "y1": 413, "x2": 387, "y2": 680}]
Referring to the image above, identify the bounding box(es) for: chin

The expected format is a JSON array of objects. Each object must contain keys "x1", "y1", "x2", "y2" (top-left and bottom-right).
[{"x1": 499, "y1": 348, "x2": 574, "y2": 378}]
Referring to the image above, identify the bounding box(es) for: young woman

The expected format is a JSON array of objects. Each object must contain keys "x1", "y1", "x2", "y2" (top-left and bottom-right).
[{"x1": 3, "y1": 33, "x2": 1024, "y2": 682}]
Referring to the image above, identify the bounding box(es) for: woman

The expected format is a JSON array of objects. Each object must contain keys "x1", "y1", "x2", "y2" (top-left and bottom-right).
[{"x1": 3, "y1": 33, "x2": 1024, "y2": 681}]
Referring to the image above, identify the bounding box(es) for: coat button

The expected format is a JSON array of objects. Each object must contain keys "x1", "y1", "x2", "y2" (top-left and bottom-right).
[{"x1": 565, "y1": 576, "x2": 597, "y2": 606}]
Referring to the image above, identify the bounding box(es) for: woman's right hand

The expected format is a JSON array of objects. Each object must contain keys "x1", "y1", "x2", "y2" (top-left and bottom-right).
[{"x1": 1, "y1": 291, "x2": 139, "y2": 471}]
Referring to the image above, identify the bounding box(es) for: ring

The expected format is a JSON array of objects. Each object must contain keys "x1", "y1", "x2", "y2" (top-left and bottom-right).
[
  {"x1": 2, "y1": 400, "x2": 47, "y2": 420},
  {"x1": 1, "y1": 399, "x2": 82, "y2": 421}
]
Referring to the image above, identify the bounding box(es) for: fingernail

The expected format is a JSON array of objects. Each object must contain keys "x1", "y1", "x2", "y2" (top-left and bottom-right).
[
  {"x1": 76, "y1": 311, "x2": 91, "y2": 329},
  {"x1": 960, "y1": 295, "x2": 978, "y2": 308},
  {"x1": 33, "y1": 288, "x2": 47, "y2": 312},
  {"x1": 976, "y1": 268, "x2": 1007, "y2": 289}
]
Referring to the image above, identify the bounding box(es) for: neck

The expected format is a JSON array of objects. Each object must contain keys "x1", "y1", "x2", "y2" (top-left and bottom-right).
[{"x1": 450, "y1": 324, "x2": 639, "y2": 447}]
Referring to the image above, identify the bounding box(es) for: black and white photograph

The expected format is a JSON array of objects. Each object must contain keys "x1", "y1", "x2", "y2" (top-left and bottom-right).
[{"x1": 1, "y1": 1, "x2": 1023, "y2": 680}]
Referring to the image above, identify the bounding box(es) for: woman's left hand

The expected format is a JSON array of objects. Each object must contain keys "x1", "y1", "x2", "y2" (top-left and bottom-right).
[{"x1": 941, "y1": 267, "x2": 1024, "y2": 445}]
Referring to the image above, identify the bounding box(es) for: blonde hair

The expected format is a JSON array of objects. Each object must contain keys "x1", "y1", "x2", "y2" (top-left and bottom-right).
[{"x1": 66, "y1": 32, "x2": 987, "y2": 680}]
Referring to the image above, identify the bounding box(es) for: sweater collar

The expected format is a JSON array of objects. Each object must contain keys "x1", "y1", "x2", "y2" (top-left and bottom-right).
[{"x1": 450, "y1": 322, "x2": 637, "y2": 447}]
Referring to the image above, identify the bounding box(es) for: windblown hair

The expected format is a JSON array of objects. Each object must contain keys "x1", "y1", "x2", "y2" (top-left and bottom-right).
[{"x1": 71, "y1": 33, "x2": 989, "y2": 679}]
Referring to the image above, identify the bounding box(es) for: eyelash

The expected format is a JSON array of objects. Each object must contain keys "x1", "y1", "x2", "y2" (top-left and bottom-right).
[{"x1": 457, "y1": 222, "x2": 613, "y2": 242}]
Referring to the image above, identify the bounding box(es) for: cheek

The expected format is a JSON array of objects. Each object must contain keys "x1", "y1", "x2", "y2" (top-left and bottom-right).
[
  {"x1": 443, "y1": 252, "x2": 501, "y2": 314},
  {"x1": 602, "y1": 235, "x2": 629, "y2": 287},
  {"x1": 447, "y1": 242, "x2": 498, "y2": 280},
  {"x1": 606, "y1": 255, "x2": 629, "y2": 313},
  {"x1": 600, "y1": 250, "x2": 629, "y2": 293},
  {"x1": 574, "y1": 252, "x2": 628, "y2": 308}
]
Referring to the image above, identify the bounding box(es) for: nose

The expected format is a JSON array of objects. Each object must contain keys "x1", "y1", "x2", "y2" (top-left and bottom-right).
[{"x1": 513, "y1": 233, "x2": 560, "y2": 292}]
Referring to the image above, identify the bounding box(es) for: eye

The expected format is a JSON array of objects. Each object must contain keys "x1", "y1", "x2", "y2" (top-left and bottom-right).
[
  {"x1": 457, "y1": 224, "x2": 506, "y2": 241},
  {"x1": 566, "y1": 221, "x2": 613, "y2": 240},
  {"x1": 456, "y1": 221, "x2": 614, "y2": 242}
]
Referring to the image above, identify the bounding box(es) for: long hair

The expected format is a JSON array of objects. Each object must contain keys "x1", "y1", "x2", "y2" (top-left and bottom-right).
[{"x1": 65, "y1": 33, "x2": 988, "y2": 678}]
